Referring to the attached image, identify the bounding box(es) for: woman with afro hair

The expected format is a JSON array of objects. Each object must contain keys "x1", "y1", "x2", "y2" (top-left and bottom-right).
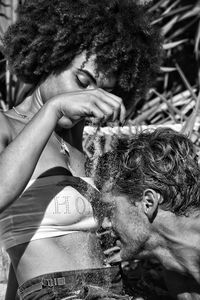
[{"x1": 0, "y1": 0, "x2": 162, "y2": 299}]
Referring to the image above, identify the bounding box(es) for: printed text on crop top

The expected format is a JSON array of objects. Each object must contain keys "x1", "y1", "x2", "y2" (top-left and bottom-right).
[{"x1": 0, "y1": 174, "x2": 100, "y2": 250}]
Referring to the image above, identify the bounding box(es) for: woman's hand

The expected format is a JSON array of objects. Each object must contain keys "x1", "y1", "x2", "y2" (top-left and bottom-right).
[
  {"x1": 0, "y1": 88, "x2": 125, "y2": 210},
  {"x1": 104, "y1": 245, "x2": 122, "y2": 265},
  {"x1": 47, "y1": 88, "x2": 126, "y2": 128}
]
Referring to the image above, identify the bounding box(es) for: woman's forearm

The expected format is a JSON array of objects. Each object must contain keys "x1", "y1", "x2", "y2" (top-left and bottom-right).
[
  {"x1": 0, "y1": 102, "x2": 58, "y2": 212},
  {"x1": 0, "y1": 86, "x2": 125, "y2": 212}
]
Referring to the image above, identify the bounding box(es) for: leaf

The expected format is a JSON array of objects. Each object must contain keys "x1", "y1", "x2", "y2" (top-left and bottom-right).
[
  {"x1": 148, "y1": 0, "x2": 170, "y2": 13},
  {"x1": 160, "y1": 67, "x2": 176, "y2": 72},
  {"x1": 181, "y1": 91, "x2": 200, "y2": 138},
  {"x1": 162, "y1": 15, "x2": 179, "y2": 36},
  {"x1": 175, "y1": 63, "x2": 197, "y2": 102},
  {"x1": 0, "y1": 58, "x2": 6, "y2": 64},
  {"x1": 162, "y1": 0, "x2": 180, "y2": 16},
  {"x1": 131, "y1": 105, "x2": 160, "y2": 124},
  {"x1": 169, "y1": 17, "x2": 199, "y2": 40},
  {"x1": 161, "y1": 5, "x2": 192, "y2": 19},
  {"x1": 163, "y1": 39, "x2": 187, "y2": 50},
  {"x1": 151, "y1": 17, "x2": 164, "y2": 26},
  {"x1": 195, "y1": 20, "x2": 200, "y2": 59},
  {"x1": 151, "y1": 88, "x2": 185, "y2": 119},
  {"x1": 180, "y1": 4, "x2": 200, "y2": 21}
]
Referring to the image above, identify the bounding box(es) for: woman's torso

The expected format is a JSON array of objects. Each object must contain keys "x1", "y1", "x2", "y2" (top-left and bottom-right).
[
  {"x1": 8, "y1": 232, "x2": 105, "y2": 285},
  {"x1": 1, "y1": 109, "x2": 105, "y2": 285}
]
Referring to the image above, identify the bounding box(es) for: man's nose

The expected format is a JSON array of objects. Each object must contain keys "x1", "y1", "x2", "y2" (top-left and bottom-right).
[{"x1": 101, "y1": 216, "x2": 112, "y2": 229}]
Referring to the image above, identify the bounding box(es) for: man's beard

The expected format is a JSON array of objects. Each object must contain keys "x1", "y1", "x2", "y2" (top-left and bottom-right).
[{"x1": 119, "y1": 235, "x2": 147, "y2": 261}]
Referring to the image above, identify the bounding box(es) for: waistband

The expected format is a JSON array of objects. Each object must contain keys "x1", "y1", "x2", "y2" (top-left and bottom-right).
[{"x1": 17, "y1": 266, "x2": 120, "y2": 298}]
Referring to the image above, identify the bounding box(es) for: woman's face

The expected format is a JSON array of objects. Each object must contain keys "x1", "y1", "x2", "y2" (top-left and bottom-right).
[
  {"x1": 39, "y1": 52, "x2": 117, "y2": 130},
  {"x1": 40, "y1": 52, "x2": 116, "y2": 104}
]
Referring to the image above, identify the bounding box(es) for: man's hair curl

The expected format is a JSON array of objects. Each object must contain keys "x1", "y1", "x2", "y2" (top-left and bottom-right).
[
  {"x1": 95, "y1": 128, "x2": 200, "y2": 216},
  {"x1": 2, "y1": 0, "x2": 162, "y2": 111}
]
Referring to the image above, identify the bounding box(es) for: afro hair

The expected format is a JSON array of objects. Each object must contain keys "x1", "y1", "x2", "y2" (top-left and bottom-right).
[{"x1": 3, "y1": 0, "x2": 162, "y2": 112}]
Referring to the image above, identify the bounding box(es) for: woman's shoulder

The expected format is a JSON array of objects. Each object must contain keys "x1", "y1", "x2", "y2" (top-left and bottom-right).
[{"x1": 0, "y1": 110, "x2": 13, "y2": 149}]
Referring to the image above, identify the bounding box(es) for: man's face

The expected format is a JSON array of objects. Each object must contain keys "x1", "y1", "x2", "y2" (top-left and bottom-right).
[{"x1": 101, "y1": 189, "x2": 149, "y2": 261}]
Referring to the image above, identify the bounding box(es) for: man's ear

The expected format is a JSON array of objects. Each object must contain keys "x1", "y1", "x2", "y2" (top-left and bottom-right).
[{"x1": 142, "y1": 189, "x2": 162, "y2": 222}]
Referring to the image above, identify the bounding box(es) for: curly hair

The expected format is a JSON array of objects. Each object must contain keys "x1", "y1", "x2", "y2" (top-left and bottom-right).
[
  {"x1": 95, "y1": 128, "x2": 200, "y2": 216},
  {"x1": 2, "y1": 0, "x2": 162, "y2": 112}
]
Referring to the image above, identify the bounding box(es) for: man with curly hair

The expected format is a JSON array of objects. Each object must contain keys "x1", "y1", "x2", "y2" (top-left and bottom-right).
[
  {"x1": 96, "y1": 128, "x2": 200, "y2": 299},
  {"x1": 0, "y1": 0, "x2": 162, "y2": 299}
]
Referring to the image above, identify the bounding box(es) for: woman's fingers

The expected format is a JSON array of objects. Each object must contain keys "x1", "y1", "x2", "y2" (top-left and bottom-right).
[
  {"x1": 52, "y1": 88, "x2": 126, "y2": 125},
  {"x1": 106, "y1": 252, "x2": 122, "y2": 264},
  {"x1": 104, "y1": 246, "x2": 120, "y2": 255},
  {"x1": 88, "y1": 89, "x2": 125, "y2": 123},
  {"x1": 92, "y1": 99, "x2": 116, "y2": 122},
  {"x1": 83, "y1": 101, "x2": 105, "y2": 121},
  {"x1": 94, "y1": 88, "x2": 126, "y2": 123},
  {"x1": 104, "y1": 245, "x2": 122, "y2": 264},
  {"x1": 119, "y1": 102, "x2": 126, "y2": 123}
]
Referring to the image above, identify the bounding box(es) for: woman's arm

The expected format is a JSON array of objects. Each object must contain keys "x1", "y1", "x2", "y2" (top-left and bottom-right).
[
  {"x1": 0, "y1": 88, "x2": 125, "y2": 212},
  {"x1": 0, "y1": 103, "x2": 58, "y2": 212}
]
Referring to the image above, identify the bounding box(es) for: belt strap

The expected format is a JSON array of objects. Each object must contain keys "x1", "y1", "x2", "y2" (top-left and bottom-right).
[
  {"x1": 18, "y1": 276, "x2": 71, "y2": 298},
  {"x1": 17, "y1": 276, "x2": 83, "y2": 299},
  {"x1": 17, "y1": 267, "x2": 119, "y2": 299},
  {"x1": 17, "y1": 282, "x2": 43, "y2": 298},
  {"x1": 42, "y1": 276, "x2": 68, "y2": 286}
]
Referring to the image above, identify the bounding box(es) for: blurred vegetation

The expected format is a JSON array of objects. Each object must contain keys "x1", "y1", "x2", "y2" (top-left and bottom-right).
[
  {"x1": 138, "y1": 0, "x2": 200, "y2": 131},
  {"x1": 0, "y1": 0, "x2": 19, "y2": 110},
  {"x1": 123, "y1": 1, "x2": 199, "y2": 131}
]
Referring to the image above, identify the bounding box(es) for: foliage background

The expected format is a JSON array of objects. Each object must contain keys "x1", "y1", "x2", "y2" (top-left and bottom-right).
[{"x1": 0, "y1": 0, "x2": 200, "y2": 299}]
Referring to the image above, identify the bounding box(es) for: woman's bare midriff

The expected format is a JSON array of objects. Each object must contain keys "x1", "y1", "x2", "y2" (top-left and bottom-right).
[
  {"x1": 8, "y1": 231, "x2": 106, "y2": 285},
  {"x1": 4, "y1": 112, "x2": 103, "y2": 285}
]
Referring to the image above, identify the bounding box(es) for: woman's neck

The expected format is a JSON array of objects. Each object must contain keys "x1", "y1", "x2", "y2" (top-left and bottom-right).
[
  {"x1": 20, "y1": 88, "x2": 43, "y2": 115},
  {"x1": 16, "y1": 88, "x2": 85, "y2": 153}
]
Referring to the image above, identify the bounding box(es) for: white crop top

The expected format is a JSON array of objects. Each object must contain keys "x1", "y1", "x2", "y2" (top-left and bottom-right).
[{"x1": 0, "y1": 174, "x2": 100, "y2": 250}]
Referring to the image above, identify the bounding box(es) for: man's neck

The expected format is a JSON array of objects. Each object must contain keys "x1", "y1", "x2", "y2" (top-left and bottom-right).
[{"x1": 148, "y1": 210, "x2": 200, "y2": 283}]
